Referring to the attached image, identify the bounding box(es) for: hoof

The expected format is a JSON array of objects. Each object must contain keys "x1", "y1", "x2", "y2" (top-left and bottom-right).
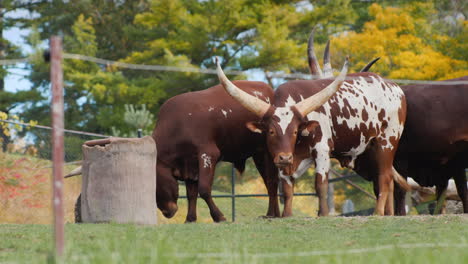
[{"x1": 213, "y1": 215, "x2": 227, "y2": 222}]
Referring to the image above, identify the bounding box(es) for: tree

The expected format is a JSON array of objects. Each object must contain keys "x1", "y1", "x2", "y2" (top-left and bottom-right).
[
  {"x1": 331, "y1": 3, "x2": 468, "y2": 80},
  {"x1": 0, "y1": 0, "x2": 43, "y2": 150}
]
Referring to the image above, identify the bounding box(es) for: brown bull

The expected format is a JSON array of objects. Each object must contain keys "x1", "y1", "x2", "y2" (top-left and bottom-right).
[
  {"x1": 393, "y1": 76, "x2": 468, "y2": 214},
  {"x1": 153, "y1": 81, "x2": 279, "y2": 222}
]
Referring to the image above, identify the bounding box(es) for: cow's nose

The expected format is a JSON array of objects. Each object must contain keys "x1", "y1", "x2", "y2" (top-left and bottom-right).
[{"x1": 278, "y1": 153, "x2": 293, "y2": 163}]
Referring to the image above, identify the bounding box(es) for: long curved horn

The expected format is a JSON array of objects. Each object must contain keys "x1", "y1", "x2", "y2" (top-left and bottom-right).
[
  {"x1": 215, "y1": 58, "x2": 271, "y2": 117},
  {"x1": 294, "y1": 57, "x2": 349, "y2": 117},
  {"x1": 360, "y1": 57, "x2": 380, "y2": 72},
  {"x1": 307, "y1": 27, "x2": 323, "y2": 79},
  {"x1": 322, "y1": 40, "x2": 333, "y2": 78}
]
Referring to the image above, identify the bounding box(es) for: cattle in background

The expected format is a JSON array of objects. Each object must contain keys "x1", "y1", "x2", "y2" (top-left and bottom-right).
[
  {"x1": 393, "y1": 76, "x2": 468, "y2": 214},
  {"x1": 216, "y1": 32, "x2": 410, "y2": 216},
  {"x1": 154, "y1": 81, "x2": 279, "y2": 222}
]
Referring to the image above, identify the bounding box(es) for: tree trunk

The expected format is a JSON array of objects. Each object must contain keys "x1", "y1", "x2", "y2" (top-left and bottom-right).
[{"x1": 80, "y1": 136, "x2": 157, "y2": 225}]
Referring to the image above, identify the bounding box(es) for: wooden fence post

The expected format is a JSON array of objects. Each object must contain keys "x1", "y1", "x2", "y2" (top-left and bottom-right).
[{"x1": 50, "y1": 36, "x2": 64, "y2": 258}]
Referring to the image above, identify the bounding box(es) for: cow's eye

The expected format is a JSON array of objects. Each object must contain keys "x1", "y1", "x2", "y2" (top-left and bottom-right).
[
  {"x1": 269, "y1": 129, "x2": 274, "y2": 135},
  {"x1": 293, "y1": 130, "x2": 298, "y2": 136}
]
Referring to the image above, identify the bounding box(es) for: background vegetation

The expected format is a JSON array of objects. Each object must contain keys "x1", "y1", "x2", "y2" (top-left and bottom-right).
[
  {"x1": 1, "y1": 0, "x2": 466, "y2": 136},
  {"x1": 0, "y1": 0, "x2": 466, "y2": 222}
]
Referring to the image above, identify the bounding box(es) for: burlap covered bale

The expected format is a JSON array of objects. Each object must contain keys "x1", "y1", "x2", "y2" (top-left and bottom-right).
[{"x1": 80, "y1": 136, "x2": 157, "y2": 225}]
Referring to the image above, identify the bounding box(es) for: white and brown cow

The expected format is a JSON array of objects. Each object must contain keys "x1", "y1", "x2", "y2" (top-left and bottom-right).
[{"x1": 216, "y1": 52, "x2": 410, "y2": 216}]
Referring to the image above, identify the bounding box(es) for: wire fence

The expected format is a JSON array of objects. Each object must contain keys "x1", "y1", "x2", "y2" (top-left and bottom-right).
[
  {"x1": 0, "y1": 119, "x2": 381, "y2": 223},
  {"x1": 1, "y1": 55, "x2": 467, "y2": 85},
  {"x1": 1, "y1": 118, "x2": 463, "y2": 224}
]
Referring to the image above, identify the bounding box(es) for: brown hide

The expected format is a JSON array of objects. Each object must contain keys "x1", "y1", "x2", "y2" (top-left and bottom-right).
[
  {"x1": 153, "y1": 81, "x2": 279, "y2": 222},
  {"x1": 394, "y1": 76, "x2": 468, "y2": 214}
]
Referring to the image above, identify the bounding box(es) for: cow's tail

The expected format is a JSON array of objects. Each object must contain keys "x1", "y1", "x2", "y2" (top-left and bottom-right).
[{"x1": 392, "y1": 167, "x2": 411, "y2": 191}]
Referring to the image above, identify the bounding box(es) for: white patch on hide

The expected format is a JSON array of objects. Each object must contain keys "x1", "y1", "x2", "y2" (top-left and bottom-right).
[
  {"x1": 253, "y1": 91, "x2": 263, "y2": 98},
  {"x1": 208, "y1": 106, "x2": 214, "y2": 111},
  {"x1": 274, "y1": 107, "x2": 294, "y2": 135},
  {"x1": 221, "y1": 109, "x2": 228, "y2": 118},
  {"x1": 201, "y1": 153, "x2": 212, "y2": 168},
  {"x1": 292, "y1": 158, "x2": 314, "y2": 179},
  {"x1": 335, "y1": 76, "x2": 404, "y2": 151},
  {"x1": 278, "y1": 170, "x2": 293, "y2": 186}
]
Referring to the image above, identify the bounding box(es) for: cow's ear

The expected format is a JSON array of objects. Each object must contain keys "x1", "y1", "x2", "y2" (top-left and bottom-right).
[
  {"x1": 299, "y1": 121, "x2": 320, "y2": 136},
  {"x1": 246, "y1": 121, "x2": 265, "y2": 134}
]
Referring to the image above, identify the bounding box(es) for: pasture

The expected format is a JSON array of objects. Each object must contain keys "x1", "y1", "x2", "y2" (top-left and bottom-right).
[{"x1": 1, "y1": 215, "x2": 467, "y2": 263}]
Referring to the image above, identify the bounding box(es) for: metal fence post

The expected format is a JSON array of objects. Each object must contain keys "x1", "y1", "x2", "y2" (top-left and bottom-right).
[
  {"x1": 231, "y1": 165, "x2": 236, "y2": 222},
  {"x1": 50, "y1": 36, "x2": 65, "y2": 258},
  {"x1": 327, "y1": 176, "x2": 336, "y2": 215}
]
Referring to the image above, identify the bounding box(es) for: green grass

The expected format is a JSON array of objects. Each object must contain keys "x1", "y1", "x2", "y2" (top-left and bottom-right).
[{"x1": 1, "y1": 215, "x2": 467, "y2": 263}]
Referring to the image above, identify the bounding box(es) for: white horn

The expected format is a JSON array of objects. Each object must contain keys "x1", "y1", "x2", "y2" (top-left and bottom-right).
[
  {"x1": 294, "y1": 57, "x2": 349, "y2": 117},
  {"x1": 215, "y1": 58, "x2": 271, "y2": 117},
  {"x1": 307, "y1": 27, "x2": 323, "y2": 79},
  {"x1": 322, "y1": 40, "x2": 333, "y2": 78}
]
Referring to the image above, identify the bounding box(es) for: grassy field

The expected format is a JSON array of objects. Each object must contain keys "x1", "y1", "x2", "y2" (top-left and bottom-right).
[{"x1": 0, "y1": 215, "x2": 467, "y2": 263}]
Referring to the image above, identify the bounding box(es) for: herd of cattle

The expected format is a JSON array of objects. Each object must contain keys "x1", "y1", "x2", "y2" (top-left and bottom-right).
[{"x1": 154, "y1": 28, "x2": 468, "y2": 222}]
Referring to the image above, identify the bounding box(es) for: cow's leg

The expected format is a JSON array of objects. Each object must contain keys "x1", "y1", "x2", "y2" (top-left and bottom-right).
[
  {"x1": 393, "y1": 183, "x2": 407, "y2": 216},
  {"x1": 197, "y1": 149, "x2": 226, "y2": 222},
  {"x1": 374, "y1": 147, "x2": 396, "y2": 216},
  {"x1": 315, "y1": 172, "x2": 329, "y2": 216},
  {"x1": 281, "y1": 178, "x2": 295, "y2": 217},
  {"x1": 384, "y1": 180, "x2": 394, "y2": 215},
  {"x1": 185, "y1": 180, "x2": 198, "y2": 223},
  {"x1": 314, "y1": 150, "x2": 331, "y2": 217},
  {"x1": 452, "y1": 166, "x2": 468, "y2": 213},
  {"x1": 393, "y1": 161, "x2": 408, "y2": 216},
  {"x1": 375, "y1": 170, "x2": 393, "y2": 216},
  {"x1": 253, "y1": 152, "x2": 280, "y2": 217}
]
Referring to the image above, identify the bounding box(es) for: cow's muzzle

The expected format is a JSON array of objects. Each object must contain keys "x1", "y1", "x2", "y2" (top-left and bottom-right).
[
  {"x1": 275, "y1": 153, "x2": 293, "y2": 167},
  {"x1": 161, "y1": 202, "x2": 178, "y2": 218}
]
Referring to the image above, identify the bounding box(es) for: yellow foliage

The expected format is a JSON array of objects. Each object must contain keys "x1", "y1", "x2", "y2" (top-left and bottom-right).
[{"x1": 332, "y1": 3, "x2": 468, "y2": 80}]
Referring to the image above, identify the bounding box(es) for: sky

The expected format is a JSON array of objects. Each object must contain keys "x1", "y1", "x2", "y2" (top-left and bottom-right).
[{"x1": 4, "y1": 9, "x2": 34, "y2": 94}]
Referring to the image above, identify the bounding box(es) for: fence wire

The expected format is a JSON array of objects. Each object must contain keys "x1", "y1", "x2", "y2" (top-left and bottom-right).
[
  {"x1": 1, "y1": 120, "x2": 462, "y2": 223},
  {"x1": 0, "y1": 120, "x2": 378, "y2": 223},
  {"x1": 1, "y1": 56, "x2": 467, "y2": 85}
]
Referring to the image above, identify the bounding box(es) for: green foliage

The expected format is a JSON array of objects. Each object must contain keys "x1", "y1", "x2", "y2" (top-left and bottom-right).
[
  {"x1": 3, "y1": 0, "x2": 467, "y2": 135},
  {"x1": 111, "y1": 104, "x2": 155, "y2": 137}
]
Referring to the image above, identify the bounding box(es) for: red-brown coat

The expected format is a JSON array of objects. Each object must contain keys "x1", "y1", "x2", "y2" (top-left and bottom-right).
[
  {"x1": 153, "y1": 81, "x2": 279, "y2": 222},
  {"x1": 393, "y1": 76, "x2": 468, "y2": 214}
]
